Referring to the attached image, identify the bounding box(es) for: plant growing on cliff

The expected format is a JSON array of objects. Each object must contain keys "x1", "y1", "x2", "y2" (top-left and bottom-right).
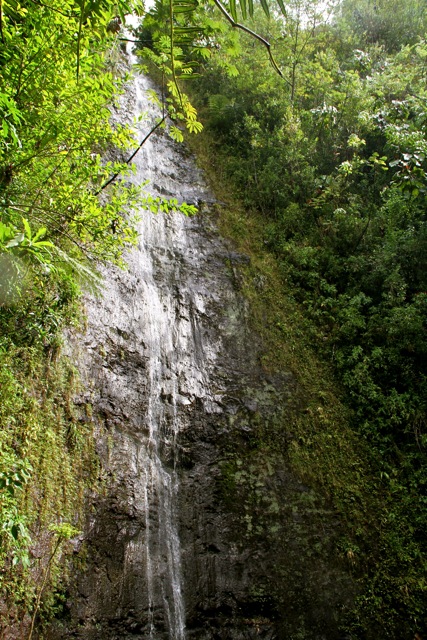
[
  {"x1": 172, "y1": 1, "x2": 427, "y2": 635},
  {"x1": 1, "y1": 0, "x2": 427, "y2": 636},
  {"x1": 27, "y1": 523, "x2": 79, "y2": 640}
]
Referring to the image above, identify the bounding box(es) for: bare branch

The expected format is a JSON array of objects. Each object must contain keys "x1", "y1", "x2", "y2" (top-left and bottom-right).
[
  {"x1": 95, "y1": 116, "x2": 166, "y2": 195},
  {"x1": 211, "y1": 0, "x2": 291, "y2": 86}
]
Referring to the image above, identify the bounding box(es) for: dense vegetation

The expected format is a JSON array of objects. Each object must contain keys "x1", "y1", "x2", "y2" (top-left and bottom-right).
[
  {"x1": 0, "y1": 0, "x2": 196, "y2": 632},
  {"x1": 0, "y1": 0, "x2": 144, "y2": 631},
  {"x1": 138, "y1": 0, "x2": 427, "y2": 636},
  {"x1": 1, "y1": 0, "x2": 426, "y2": 636}
]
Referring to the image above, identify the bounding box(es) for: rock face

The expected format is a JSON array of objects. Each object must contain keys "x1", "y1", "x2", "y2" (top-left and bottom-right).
[{"x1": 45, "y1": 55, "x2": 355, "y2": 640}]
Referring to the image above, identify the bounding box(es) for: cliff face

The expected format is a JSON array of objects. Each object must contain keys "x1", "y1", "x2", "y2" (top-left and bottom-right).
[{"x1": 45, "y1": 64, "x2": 355, "y2": 640}]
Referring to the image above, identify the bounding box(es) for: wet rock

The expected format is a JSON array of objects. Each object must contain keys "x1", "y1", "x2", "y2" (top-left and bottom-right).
[{"x1": 44, "y1": 44, "x2": 355, "y2": 640}]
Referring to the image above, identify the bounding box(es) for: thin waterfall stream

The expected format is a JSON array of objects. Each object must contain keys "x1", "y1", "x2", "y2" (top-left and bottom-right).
[
  {"x1": 46, "y1": 29, "x2": 356, "y2": 640},
  {"x1": 113, "y1": 39, "x2": 211, "y2": 639},
  {"x1": 60, "y1": 38, "x2": 225, "y2": 639}
]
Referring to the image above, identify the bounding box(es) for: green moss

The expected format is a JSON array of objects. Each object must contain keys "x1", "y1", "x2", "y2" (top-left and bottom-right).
[
  {"x1": 0, "y1": 340, "x2": 100, "y2": 635},
  {"x1": 186, "y1": 128, "x2": 426, "y2": 638}
]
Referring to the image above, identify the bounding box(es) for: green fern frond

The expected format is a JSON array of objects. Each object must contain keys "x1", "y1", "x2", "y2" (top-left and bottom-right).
[{"x1": 52, "y1": 246, "x2": 102, "y2": 295}]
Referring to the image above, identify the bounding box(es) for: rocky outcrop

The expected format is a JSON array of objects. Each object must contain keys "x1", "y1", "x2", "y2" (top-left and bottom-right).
[{"x1": 44, "y1": 64, "x2": 355, "y2": 640}]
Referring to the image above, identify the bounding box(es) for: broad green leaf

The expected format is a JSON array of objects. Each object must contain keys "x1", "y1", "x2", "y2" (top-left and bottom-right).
[
  {"x1": 229, "y1": 0, "x2": 237, "y2": 22},
  {"x1": 170, "y1": 125, "x2": 184, "y2": 142},
  {"x1": 32, "y1": 226, "x2": 47, "y2": 243},
  {"x1": 0, "y1": 222, "x2": 15, "y2": 244},
  {"x1": 259, "y1": 0, "x2": 270, "y2": 17},
  {"x1": 186, "y1": 119, "x2": 203, "y2": 133},
  {"x1": 22, "y1": 218, "x2": 32, "y2": 241},
  {"x1": 32, "y1": 240, "x2": 55, "y2": 248}
]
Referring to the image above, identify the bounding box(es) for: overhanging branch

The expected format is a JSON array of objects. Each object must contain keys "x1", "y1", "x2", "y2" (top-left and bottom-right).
[
  {"x1": 95, "y1": 116, "x2": 166, "y2": 195},
  {"x1": 211, "y1": 0, "x2": 291, "y2": 87}
]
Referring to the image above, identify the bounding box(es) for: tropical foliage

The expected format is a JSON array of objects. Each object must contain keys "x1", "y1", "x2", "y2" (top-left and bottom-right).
[
  {"x1": 138, "y1": 0, "x2": 427, "y2": 636},
  {"x1": 1, "y1": 0, "x2": 427, "y2": 636},
  {"x1": 0, "y1": 0, "x2": 133, "y2": 629}
]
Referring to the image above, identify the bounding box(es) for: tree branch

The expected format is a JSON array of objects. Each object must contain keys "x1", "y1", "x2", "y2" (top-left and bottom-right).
[
  {"x1": 27, "y1": 0, "x2": 73, "y2": 18},
  {"x1": 119, "y1": 37, "x2": 152, "y2": 43},
  {"x1": 76, "y1": 0, "x2": 85, "y2": 82},
  {"x1": 95, "y1": 116, "x2": 166, "y2": 195},
  {"x1": 211, "y1": 0, "x2": 291, "y2": 86}
]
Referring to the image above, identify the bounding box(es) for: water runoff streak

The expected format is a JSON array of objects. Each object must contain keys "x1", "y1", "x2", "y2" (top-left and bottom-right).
[
  {"x1": 114, "y1": 23, "x2": 218, "y2": 639},
  {"x1": 49, "y1": 19, "x2": 355, "y2": 640}
]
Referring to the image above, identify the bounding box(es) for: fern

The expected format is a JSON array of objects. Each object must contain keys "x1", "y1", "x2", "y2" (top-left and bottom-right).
[{"x1": 51, "y1": 246, "x2": 102, "y2": 295}]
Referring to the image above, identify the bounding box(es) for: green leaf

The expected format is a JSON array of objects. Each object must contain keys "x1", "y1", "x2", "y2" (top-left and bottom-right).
[
  {"x1": 170, "y1": 125, "x2": 184, "y2": 142},
  {"x1": 186, "y1": 119, "x2": 203, "y2": 133},
  {"x1": 259, "y1": 0, "x2": 270, "y2": 17},
  {"x1": 32, "y1": 240, "x2": 55, "y2": 249},
  {"x1": 22, "y1": 218, "x2": 32, "y2": 241},
  {"x1": 173, "y1": 0, "x2": 198, "y2": 13},
  {"x1": 32, "y1": 226, "x2": 48, "y2": 243},
  {"x1": 174, "y1": 26, "x2": 204, "y2": 34},
  {"x1": 0, "y1": 222, "x2": 15, "y2": 244},
  {"x1": 275, "y1": 0, "x2": 287, "y2": 16}
]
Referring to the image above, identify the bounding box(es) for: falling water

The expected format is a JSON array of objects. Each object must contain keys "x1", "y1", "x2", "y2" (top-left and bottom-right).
[
  {"x1": 49, "y1": 18, "x2": 358, "y2": 640},
  {"x1": 125, "y1": 43, "x2": 186, "y2": 640},
  {"x1": 85, "y1": 25, "x2": 221, "y2": 639}
]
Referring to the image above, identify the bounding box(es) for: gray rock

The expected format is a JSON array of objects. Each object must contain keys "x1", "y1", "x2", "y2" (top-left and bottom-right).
[{"x1": 44, "y1": 39, "x2": 355, "y2": 640}]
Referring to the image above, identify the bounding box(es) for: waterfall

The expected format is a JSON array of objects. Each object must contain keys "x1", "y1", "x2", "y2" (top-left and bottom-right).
[
  {"x1": 131, "y1": 87, "x2": 186, "y2": 638},
  {"x1": 61, "y1": 31, "x2": 222, "y2": 639},
  {"x1": 118, "y1": 40, "x2": 207, "y2": 639},
  {"x1": 49, "y1": 20, "x2": 356, "y2": 640}
]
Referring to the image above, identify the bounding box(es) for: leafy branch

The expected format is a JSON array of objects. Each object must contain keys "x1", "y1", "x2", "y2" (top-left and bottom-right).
[
  {"x1": 95, "y1": 116, "x2": 166, "y2": 194},
  {"x1": 27, "y1": 523, "x2": 79, "y2": 640},
  {"x1": 211, "y1": 0, "x2": 289, "y2": 84},
  {"x1": 169, "y1": 0, "x2": 183, "y2": 107}
]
